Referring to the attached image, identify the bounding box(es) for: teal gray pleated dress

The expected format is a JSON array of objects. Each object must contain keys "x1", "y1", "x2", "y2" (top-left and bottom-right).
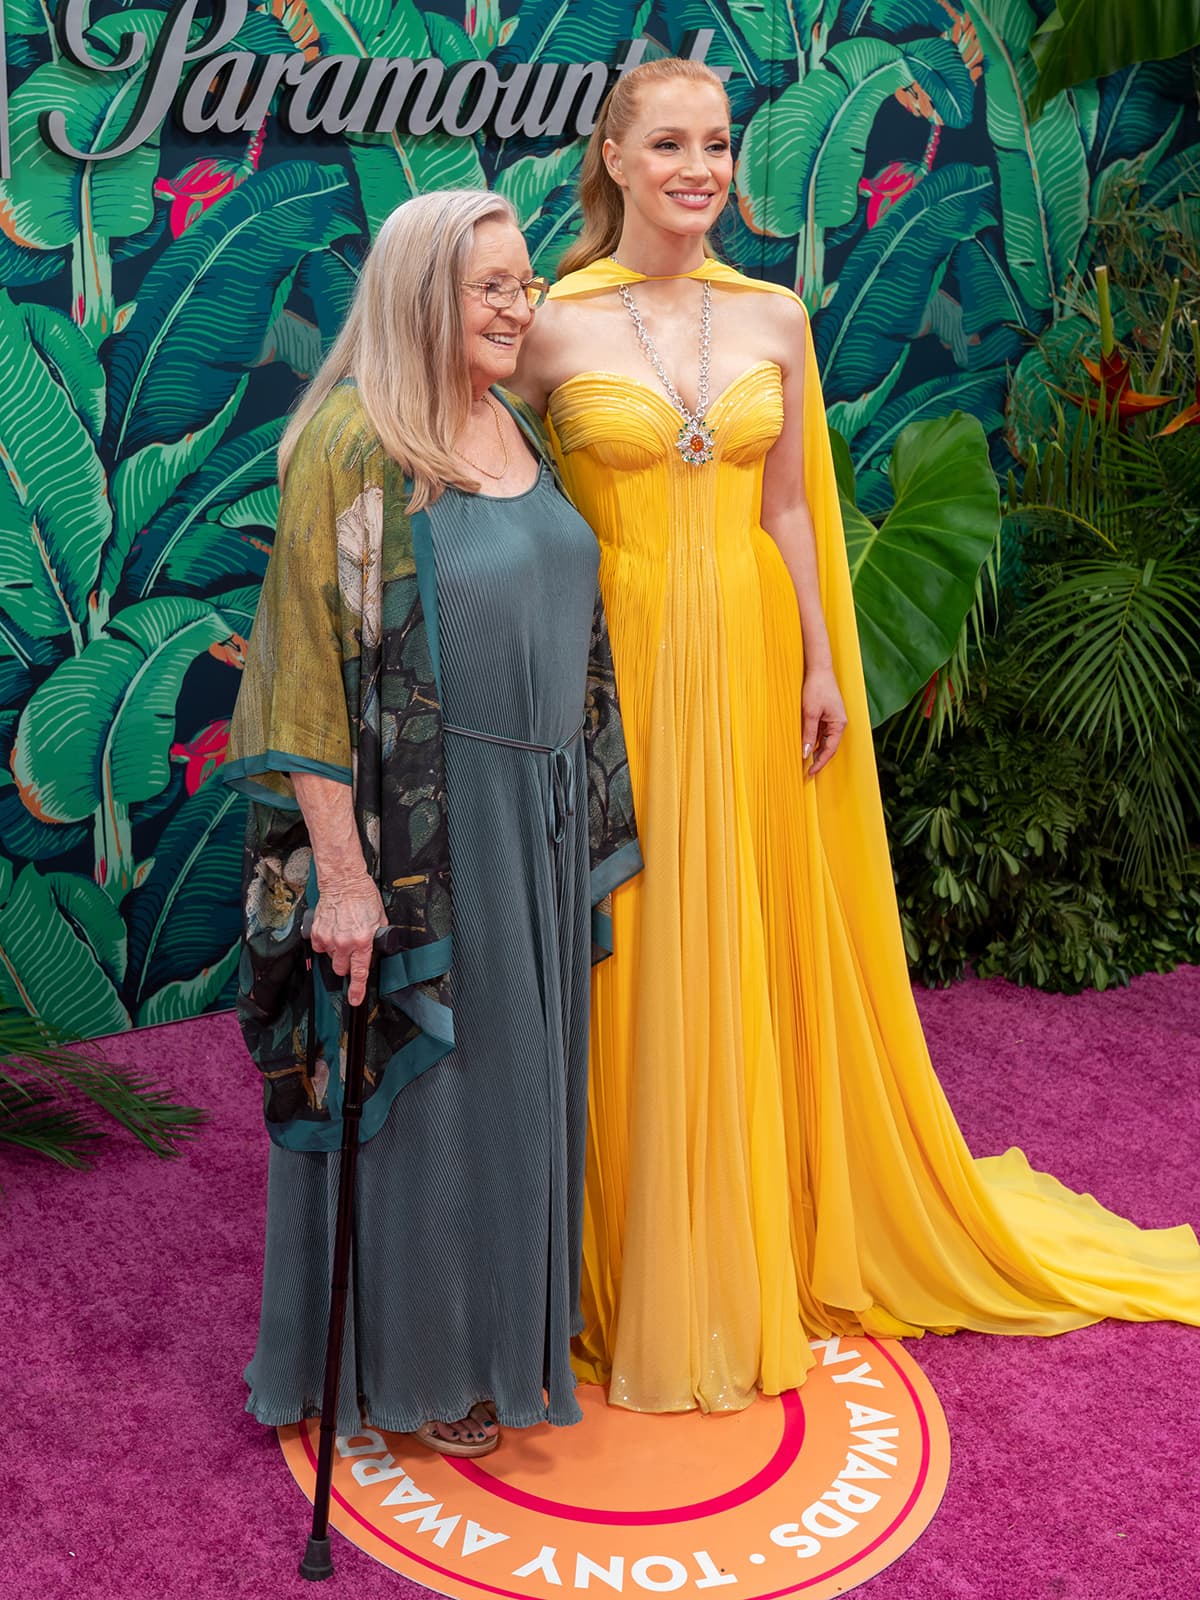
[{"x1": 244, "y1": 462, "x2": 600, "y2": 1433}]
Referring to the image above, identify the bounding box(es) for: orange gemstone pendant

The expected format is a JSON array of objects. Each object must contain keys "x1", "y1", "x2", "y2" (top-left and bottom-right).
[{"x1": 675, "y1": 420, "x2": 716, "y2": 466}]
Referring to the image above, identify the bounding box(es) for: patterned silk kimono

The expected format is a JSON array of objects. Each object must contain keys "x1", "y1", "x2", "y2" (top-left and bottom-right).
[{"x1": 225, "y1": 383, "x2": 640, "y2": 1153}]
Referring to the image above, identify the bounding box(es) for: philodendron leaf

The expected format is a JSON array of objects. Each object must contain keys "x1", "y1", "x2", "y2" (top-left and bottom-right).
[
  {"x1": 0, "y1": 866, "x2": 131, "y2": 1036},
  {"x1": 1028, "y1": 0, "x2": 1200, "y2": 121},
  {"x1": 0, "y1": 291, "x2": 112, "y2": 635},
  {"x1": 11, "y1": 598, "x2": 233, "y2": 822},
  {"x1": 844, "y1": 411, "x2": 1000, "y2": 725},
  {"x1": 829, "y1": 428, "x2": 858, "y2": 504},
  {"x1": 856, "y1": 368, "x2": 1010, "y2": 469}
]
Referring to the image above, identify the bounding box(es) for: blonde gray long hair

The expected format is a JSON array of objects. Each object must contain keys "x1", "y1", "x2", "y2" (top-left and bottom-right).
[{"x1": 279, "y1": 188, "x2": 518, "y2": 511}]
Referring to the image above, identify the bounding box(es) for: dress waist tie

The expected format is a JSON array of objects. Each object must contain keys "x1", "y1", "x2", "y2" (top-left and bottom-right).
[{"x1": 442, "y1": 720, "x2": 584, "y2": 844}]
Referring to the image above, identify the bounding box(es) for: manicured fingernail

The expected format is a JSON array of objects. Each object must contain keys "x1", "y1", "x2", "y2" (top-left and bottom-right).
[{"x1": 803, "y1": 743, "x2": 812, "y2": 759}]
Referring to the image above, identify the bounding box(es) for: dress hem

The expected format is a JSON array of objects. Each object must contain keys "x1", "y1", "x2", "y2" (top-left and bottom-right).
[{"x1": 245, "y1": 1385, "x2": 584, "y2": 1433}]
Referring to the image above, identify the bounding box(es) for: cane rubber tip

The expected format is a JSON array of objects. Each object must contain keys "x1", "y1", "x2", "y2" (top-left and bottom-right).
[{"x1": 299, "y1": 1536, "x2": 334, "y2": 1581}]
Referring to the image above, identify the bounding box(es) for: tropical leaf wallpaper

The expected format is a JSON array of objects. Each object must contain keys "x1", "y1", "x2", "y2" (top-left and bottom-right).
[{"x1": 0, "y1": 0, "x2": 1196, "y2": 1039}]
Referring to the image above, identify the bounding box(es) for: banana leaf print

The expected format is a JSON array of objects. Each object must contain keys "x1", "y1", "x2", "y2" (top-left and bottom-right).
[
  {"x1": 737, "y1": 26, "x2": 976, "y2": 301},
  {"x1": 0, "y1": 293, "x2": 112, "y2": 642},
  {"x1": 494, "y1": 145, "x2": 585, "y2": 227},
  {"x1": 295, "y1": 0, "x2": 487, "y2": 232},
  {"x1": 1088, "y1": 56, "x2": 1195, "y2": 170},
  {"x1": 814, "y1": 163, "x2": 997, "y2": 400},
  {"x1": 0, "y1": 865, "x2": 132, "y2": 1037},
  {"x1": 651, "y1": 2, "x2": 792, "y2": 121},
  {"x1": 0, "y1": 9, "x2": 178, "y2": 339},
  {"x1": 497, "y1": 0, "x2": 654, "y2": 65},
  {"x1": 296, "y1": 240, "x2": 365, "y2": 349},
  {"x1": 123, "y1": 421, "x2": 285, "y2": 599},
  {"x1": 12, "y1": 597, "x2": 235, "y2": 819},
  {"x1": 125, "y1": 780, "x2": 247, "y2": 1024},
  {"x1": 962, "y1": 0, "x2": 1089, "y2": 312},
  {"x1": 103, "y1": 162, "x2": 357, "y2": 555},
  {"x1": 495, "y1": 145, "x2": 586, "y2": 271},
  {"x1": 0, "y1": 0, "x2": 1193, "y2": 1038}
]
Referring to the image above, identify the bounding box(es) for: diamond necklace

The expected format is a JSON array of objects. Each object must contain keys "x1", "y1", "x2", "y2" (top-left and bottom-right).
[{"x1": 614, "y1": 274, "x2": 716, "y2": 466}]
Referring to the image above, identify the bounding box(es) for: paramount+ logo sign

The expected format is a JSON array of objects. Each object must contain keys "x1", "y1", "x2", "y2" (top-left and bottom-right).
[{"x1": 32, "y1": 0, "x2": 731, "y2": 166}]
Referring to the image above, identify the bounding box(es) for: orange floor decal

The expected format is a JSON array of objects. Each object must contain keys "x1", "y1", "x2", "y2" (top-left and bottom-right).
[{"x1": 279, "y1": 1336, "x2": 950, "y2": 1600}]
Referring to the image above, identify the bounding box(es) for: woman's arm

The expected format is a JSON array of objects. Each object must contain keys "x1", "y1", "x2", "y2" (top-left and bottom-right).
[
  {"x1": 759, "y1": 300, "x2": 847, "y2": 776},
  {"x1": 509, "y1": 298, "x2": 582, "y2": 417},
  {"x1": 293, "y1": 772, "x2": 384, "y2": 1006}
]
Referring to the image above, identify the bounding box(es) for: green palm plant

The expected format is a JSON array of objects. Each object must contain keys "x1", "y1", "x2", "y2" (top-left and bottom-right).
[
  {"x1": 0, "y1": 1008, "x2": 205, "y2": 1170},
  {"x1": 1002, "y1": 254, "x2": 1200, "y2": 890},
  {"x1": 1009, "y1": 428, "x2": 1200, "y2": 888},
  {"x1": 876, "y1": 250, "x2": 1200, "y2": 990}
]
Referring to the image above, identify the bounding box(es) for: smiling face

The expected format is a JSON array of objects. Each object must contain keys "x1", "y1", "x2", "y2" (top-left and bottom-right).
[
  {"x1": 603, "y1": 79, "x2": 733, "y2": 243},
  {"x1": 460, "y1": 217, "x2": 535, "y2": 394}
]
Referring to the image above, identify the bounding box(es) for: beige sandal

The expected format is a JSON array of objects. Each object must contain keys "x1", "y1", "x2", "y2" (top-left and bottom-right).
[{"x1": 413, "y1": 1407, "x2": 500, "y2": 1458}]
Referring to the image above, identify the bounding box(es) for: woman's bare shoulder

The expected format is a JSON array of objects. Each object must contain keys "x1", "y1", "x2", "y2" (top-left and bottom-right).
[
  {"x1": 715, "y1": 281, "x2": 807, "y2": 373},
  {"x1": 516, "y1": 294, "x2": 619, "y2": 409}
]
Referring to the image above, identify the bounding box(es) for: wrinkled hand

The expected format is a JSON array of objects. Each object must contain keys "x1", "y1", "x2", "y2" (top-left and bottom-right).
[
  {"x1": 309, "y1": 873, "x2": 385, "y2": 1007},
  {"x1": 801, "y1": 667, "x2": 848, "y2": 777}
]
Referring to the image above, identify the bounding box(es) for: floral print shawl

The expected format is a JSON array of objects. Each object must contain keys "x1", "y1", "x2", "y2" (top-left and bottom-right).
[{"x1": 224, "y1": 383, "x2": 640, "y2": 1151}]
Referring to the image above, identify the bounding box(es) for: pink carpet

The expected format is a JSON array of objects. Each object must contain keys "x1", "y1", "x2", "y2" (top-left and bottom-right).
[{"x1": 3, "y1": 970, "x2": 1199, "y2": 1600}]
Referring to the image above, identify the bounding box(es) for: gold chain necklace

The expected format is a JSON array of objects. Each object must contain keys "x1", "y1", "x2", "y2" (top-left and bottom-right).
[{"x1": 455, "y1": 393, "x2": 510, "y2": 479}]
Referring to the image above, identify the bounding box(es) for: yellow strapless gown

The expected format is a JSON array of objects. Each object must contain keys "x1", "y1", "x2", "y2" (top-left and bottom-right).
[{"x1": 546, "y1": 258, "x2": 1200, "y2": 1415}]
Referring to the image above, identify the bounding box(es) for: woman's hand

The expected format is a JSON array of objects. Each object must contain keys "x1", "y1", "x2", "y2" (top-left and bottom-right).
[
  {"x1": 801, "y1": 666, "x2": 848, "y2": 777},
  {"x1": 309, "y1": 871, "x2": 386, "y2": 1007}
]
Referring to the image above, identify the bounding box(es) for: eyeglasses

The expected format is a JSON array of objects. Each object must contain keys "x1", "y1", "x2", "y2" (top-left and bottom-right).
[{"x1": 461, "y1": 274, "x2": 550, "y2": 310}]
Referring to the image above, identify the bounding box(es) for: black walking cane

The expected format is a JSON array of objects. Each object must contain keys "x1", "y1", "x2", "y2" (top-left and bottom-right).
[{"x1": 299, "y1": 915, "x2": 403, "y2": 1583}]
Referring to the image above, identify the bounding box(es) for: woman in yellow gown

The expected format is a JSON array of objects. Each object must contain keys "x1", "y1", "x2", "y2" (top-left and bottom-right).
[{"x1": 511, "y1": 56, "x2": 1200, "y2": 1415}]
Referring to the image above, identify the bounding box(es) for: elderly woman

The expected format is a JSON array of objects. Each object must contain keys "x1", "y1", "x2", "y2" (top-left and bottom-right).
[{"x1": 224, "y1": 190, "x2": 639, "y2": 1456}]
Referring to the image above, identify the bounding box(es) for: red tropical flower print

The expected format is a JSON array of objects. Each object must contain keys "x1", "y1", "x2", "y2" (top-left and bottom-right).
[
  {"x1": 154, "y1": 124, "x2": 266, "y2": 237},
  {"x1": 859, "y1": 162, "x2": 923, "y2": 228},
  {"x1": 169, "y1": 720, "x2": 231, "y2": 795}
]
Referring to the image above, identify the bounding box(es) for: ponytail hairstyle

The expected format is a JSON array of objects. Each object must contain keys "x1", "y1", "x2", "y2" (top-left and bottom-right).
[
  {"x1": 558, "y1": 56, "x2": 732, "y2": 278},
  {"x1": 278, "y1": 188, "x2": 518, "y2": 511}
]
